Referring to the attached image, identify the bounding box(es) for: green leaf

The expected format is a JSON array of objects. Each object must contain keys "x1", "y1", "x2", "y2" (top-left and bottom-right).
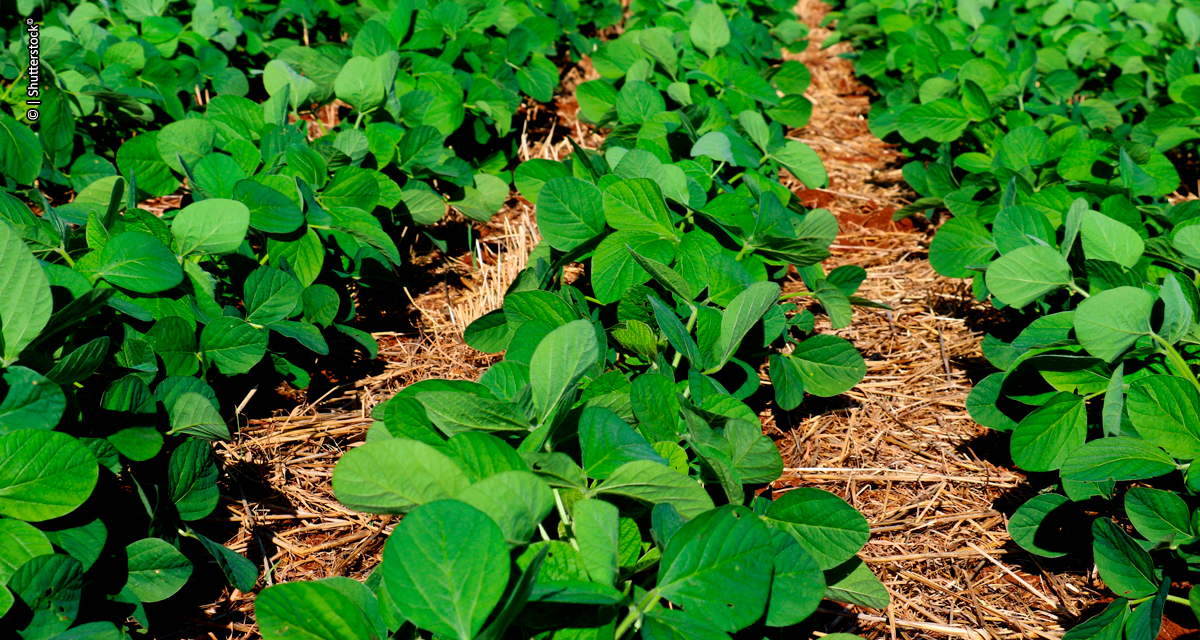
[
  {"x1": 1060, "y1": 437, "x2": 1176, "y2": 482},
  {"x1": 455, "y1": 471, "x2": 554, "y2": 548},
  {"x1": 44, "y1": 519, "x2": 106, "y2": 572},
  {"x1": 993, "y1": 205, "x2": 1054, "y2": 254},
  {"x1": 0, "y1": 518, "x2": 52, "y2": 584},
  {"x1": 1092, "y1": 518, "x2": 1160, "y2": 599},
  {"x1": 1074, "y1": 287, "x2": 1154, "y2": 362},
  {"x1": 453, "y1": 174, "x2": 508, "y2": 223},
  {"x1": 649, "y1": 296, "x2": 705, "y2": 370},
  {"x1": 201, "y1": 317, "x2": 267, "y2": 375},
  {"x1": 514, "y1": 160, "x2": 573, "y2": 205},
  {"x1": 464, "y1": 310, "x2": 513, "y2": 354},
  {"x1": 771, "y1": 140, "x2": 828, "y2": 189},
  {"x1": 264, "y1": 59, "x2": 316, "y2": 111},
  {"x1": 1063, "y1": 598, "x2": 1129, "y2": 640},
  {"x1": 594, "y1": 460, "x2": 714, "y2": 518},
  {"x1": 1007, "y1": 494, "x2": 1072, "y2": 558},
  {"x1": 984, "y1": 245, "x2": 1072, "y2": 308},
  {"x1": 768, "y1": 95, "x2": 814, "y2": 129},
  {"x1": 787, "y1": 335, "x2": 865, "y2": 397},
  {"x1": 1081, "y1": 211, "x2": 1144, "y2": 268},
  {"x1": 98, "y1": 231, "x2": 184, "y2": 294},
  {"x1": 823, "y1": 557, "x2": 889, "y2": 608},
  {"x1": 766, "y1": 530, "x2": 825, "y2": 627},
  {"x1": 416, "y1": 391, "x2": 532, "y2": 435},
  {"x1": 302, "y1": 285, "x2": 340, "y2": 327},
  {"x1": 1125, "y1": 487, "x2": 1192, "y2": 547},
  {"x1": 257, "y1": 580, "x2": 379, "y2": 640},
  {"x1": 573, "y1": 498, "x2": 620, "y2": 586},
  {"x1": 712, "y1": 282, "x2": 781, "y2": 371},
  {"x1": 1102, "y1": 364, "x2": 1125, "y2": 437},
  {"x1": 903, "y1": 98, "x2": 970, "y2": 142},
  {"x1": 245, "y1": 267, "x2": 303, "y2": 325},
  {"x1": 233, "y1": 179, "x2": 304, "y2": 233},
  {"x1": 769, "y1": 354, "x2": 805, "y2": 411},
  {"x1": 643, "y1": 608, "x2": 732, "y2": 640},
  {"x1": 382, "y1": 500, "x2": 510, "y2": 640},
  {"x1": 524, "y1": 452, "x2": 587, "y2": 490},
  {"x1": 1126, "y1": 375, "x2": 1200, "y2": 459},
  {"x1": 531, "y1": 320, "x2": 599, "y2": 424},
  {"x1": 580, "y1": 406, "x2": 667, "y2": 479},
  {"x1": 616, "y1": 81, "x2": 666, "y2": 124},
  {"x1": 537, "y1": 177, "x2": 607, "y2": 251},
  {"x1": 0, "y1": 221, "x2": 52, "y2": 365},
  {"x1": 1010, "y1": 392, "x2": 1087, "y2": 472},
  {"x1": 125, "y1": 538, "x2": 193, "y2": 602},
  {"x1": 477, "y1": 546, "x2": 547, "y2": 640},
  {"x1": 690, "y1": 3, "x2": 731, "y2": 58},
  {"x1": 592, "y1": 232, "x2": 675, "y2": 304},
  {"x1": 0, "y1": 430, "x2": 97, "y2": 521},
  {"x1": 603, "y1": 178, "x2": 678, "y2": 239},
  {"x1": 190, "y1": 529, "x2": 258, "y2": 593},
  {"x1": 169, "y1": 438, "x2": 219, "y2": 520},
  {"x1": 8, "y1": 554, "x2": 83, "y2": 638},
  {"x1": 517, "y1": 54, "x2": 558, "y2": 102},
  {"x1": 966, "y1": 372, "x2": 1019, "y2": 432},
  {"x1": 1159, "y1": 274, "x2": 1192, "y2": 344},
  {"x1": 658, "y1": 505, "x2": 773, "y2": 632},
  {"x1": 170, "y1": 198, "x2": 251, "y2": 256},
  {"x1": 764, "y1": 487, "x2": 869, "y2": 569},
  {"x1": 0, "y1": 366, "x2": 65, "y2": 433},
  {"x1": 118, "y1": 131, "x2": 180, "y2": 198},
  {"x1": 631, "y1": 246, "x2": 695, "y2": 302},
  {"x1": 191, "y1": 154, "x2": 244, "y2": 200},
  {"x1": 726, "y1": 418, "x2": 783, "y2": 483},
  {"x1": 146, "y1": 317, "x2": 198, "y2": 377},
  {"x1": 336, "y1": 56, "x2": 386, "y2": 111},
  {"x1": 158, "y1": 119, "x2": 216, "y2": 174},
  {"x1": 505, "y1": 290, "x2": 580, "y2": 328},
  {"x1": 0, "y1": 113, "x2": 40, "y2": 185},
  {"x1": 609, "y1": 319, "x2": 657, "y2": 365},
  {"x1": 108, "y1": 427, "x2": 163, "y2": 461},
  {"x1": 168, "y1": 391, "x2": 230, "y2": 440},
  {"x1": 333, "y1": 439, "x2": 471, "y2": 514},
  {"x1": 691, "y1": 132, "x2": 736, "y2": 165}
]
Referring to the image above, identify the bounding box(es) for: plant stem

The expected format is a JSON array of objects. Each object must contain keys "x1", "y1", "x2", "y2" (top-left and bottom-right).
[
  {"x1": 468, "y1": 224, "x2": 475, "y2": 271},
  {"x1": 553, "y1": 488, "x2": 573, "y2": 527},
  {"x1": 1151, "y1": 333, "x2": 1200, "y2": 396},
  {"x1": 707, "y1": 161, "x2": 726, "y2": 180},
  {"x1": 614, "y1": 589, "x2": 660, "y2": 639},
  {"x1": 552, "y1": 488, "x2": 580, "y2": 551},
  {"x1": 1066, "y1": 281, "x2": 1091, "y2": 298},
  {"x1": 669, "y1": 305, "x2": 699, "y2": 370},
  {"x1": 1129, "y1": 594, "x2": 1192, "y2": 607},
  {"x1": 779, "y1": 290, "x2": 814, "y2": 300}
]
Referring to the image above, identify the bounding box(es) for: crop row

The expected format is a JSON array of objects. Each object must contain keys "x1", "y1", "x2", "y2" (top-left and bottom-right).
[
  {"x1": 823, "y1": 0, "x2": 1200, "y2": 632},
  {"x1": 0, "y1": 0, "x2": 887, "y2": 637}
]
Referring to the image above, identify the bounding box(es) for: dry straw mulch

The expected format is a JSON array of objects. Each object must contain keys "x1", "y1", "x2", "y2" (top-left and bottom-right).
[{"x1": 189, "y1": 3, "x2": 1113, "y2": 638}]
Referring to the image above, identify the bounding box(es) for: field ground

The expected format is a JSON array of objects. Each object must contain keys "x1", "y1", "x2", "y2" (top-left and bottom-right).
[{"x1": 174, "y1": 2, "x2": 1157, "y2": 638}]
